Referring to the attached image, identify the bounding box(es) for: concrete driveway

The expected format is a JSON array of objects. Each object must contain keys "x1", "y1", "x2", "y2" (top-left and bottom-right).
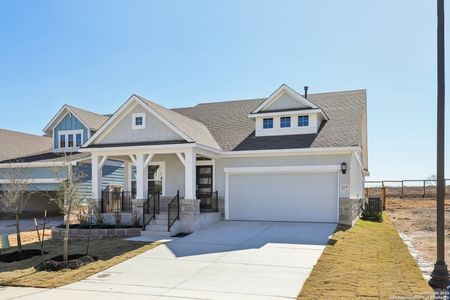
[{"x1": 7, "y1": 221, "x2": 336, "y2": 300}]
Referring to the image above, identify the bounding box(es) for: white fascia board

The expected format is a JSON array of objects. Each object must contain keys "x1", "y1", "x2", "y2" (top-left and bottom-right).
[
  {"x1": 0, "y1": 178, "x2": 64, "y2": 184},
  {"x1": 220, "y1": 146, "x2": 361, "y2": 158},
  {"x1": 43, "y1": 105, "x2": 91, "y2": 134},
  {"x1": 248, "y1": 108, "x2": 329, "y2": 120},
  {"x1": 79, "y1": 143, "x2": 198, "y2": 156},
  {"x1": 0, "y1": 161, "x2": 68, "y2": 168},
  {"x1": 224, "y1": 165, "x2": 341, "y2": 174},
  {"x1": 252, "y1": 84, "x2": 318, "y2": 114}
]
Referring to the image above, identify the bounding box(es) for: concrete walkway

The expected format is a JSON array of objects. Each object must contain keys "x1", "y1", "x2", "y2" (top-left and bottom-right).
[{"x1": 4, "y1": 221, "x2": 336, "y2": 300}]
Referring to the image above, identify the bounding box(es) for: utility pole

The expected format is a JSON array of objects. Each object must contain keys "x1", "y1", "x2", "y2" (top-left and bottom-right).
[{"x1": 429, "y1": 0, "x2": 450, "y2": 289}]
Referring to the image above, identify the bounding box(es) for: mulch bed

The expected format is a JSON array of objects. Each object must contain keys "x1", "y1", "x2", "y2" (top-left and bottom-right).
[
  {"x1": 0, "y1": 249, "x2": 45, "y2": 263},
  {"x1": 56, "y1": 224, "x2": 138, "y2": 229},
  {"x1": 34, "y1": 254, "x2": 98, "y2": 272}
]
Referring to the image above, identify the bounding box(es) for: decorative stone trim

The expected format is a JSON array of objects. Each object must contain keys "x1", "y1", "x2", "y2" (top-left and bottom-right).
[
  {"x1": 339, "y1": 197, "x2": 364, "y2": 226},
  {"x1": 51, "y1": 226, "x2": 141, "y2": 241}
]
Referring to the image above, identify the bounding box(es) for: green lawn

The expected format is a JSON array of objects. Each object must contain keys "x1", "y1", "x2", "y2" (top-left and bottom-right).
[{"x1": 298, "y1": 215, "x2": 432, "y2": 299}]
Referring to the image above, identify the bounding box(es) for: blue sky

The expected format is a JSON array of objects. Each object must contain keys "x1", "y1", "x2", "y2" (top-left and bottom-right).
[{"x1": 0, "y1": 0, "x2": 446, "y2": 180}]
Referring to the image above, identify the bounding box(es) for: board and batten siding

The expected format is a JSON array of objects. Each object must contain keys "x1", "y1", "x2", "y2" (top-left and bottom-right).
[{"x1": 53, "y1": 113, "x2": 89, "y2": 149}]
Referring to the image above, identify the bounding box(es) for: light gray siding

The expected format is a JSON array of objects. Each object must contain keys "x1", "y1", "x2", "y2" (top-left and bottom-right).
[{"x1": 98, "y1": 104, "x2": 183, "y2": 145}]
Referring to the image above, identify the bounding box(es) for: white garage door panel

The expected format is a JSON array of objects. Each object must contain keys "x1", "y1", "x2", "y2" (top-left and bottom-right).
[{"x1": 228, "y1": 172, "x2": 338, "y2": 222}]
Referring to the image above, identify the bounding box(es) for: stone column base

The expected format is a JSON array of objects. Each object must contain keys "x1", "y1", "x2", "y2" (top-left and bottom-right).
[
  {"x1": 180, "y1": 198, "x2": 200, "y2": 233},
  {"x1": 339, "y1": 197, "x2": 364, "y2": 226}
]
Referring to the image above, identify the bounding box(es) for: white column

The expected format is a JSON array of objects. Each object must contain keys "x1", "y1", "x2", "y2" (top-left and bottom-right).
[
  {"x1": 135, "y1": 154, "x2": 145, "y2": 200},
  {"x1": 184, "y1": 149, "x2": 197, "y2": 199},
  {"x1": 123, "y1": 161, "x2": 131, "y2": 191},
  {"x1": 91, "y1": 155, "x2": 103, "y2": 204}
]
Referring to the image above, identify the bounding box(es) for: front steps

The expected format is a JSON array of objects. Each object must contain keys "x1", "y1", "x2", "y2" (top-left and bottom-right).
[{"x1": 141, "y1": 213, "x2": 180, "y2": 238}]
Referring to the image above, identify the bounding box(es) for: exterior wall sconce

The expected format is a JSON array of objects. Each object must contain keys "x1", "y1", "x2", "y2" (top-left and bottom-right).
[{"x1": 341, "y1": 162, "x2": 347, "y2": 174}]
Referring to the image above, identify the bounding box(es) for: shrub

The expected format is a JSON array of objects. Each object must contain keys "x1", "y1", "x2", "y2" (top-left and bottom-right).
[
  {"x1": 131, "y1": 212, "x2": 141, "y2": 227},
  {"x1": 114, "y1": 211, "x2": 122, "y2": 227}
]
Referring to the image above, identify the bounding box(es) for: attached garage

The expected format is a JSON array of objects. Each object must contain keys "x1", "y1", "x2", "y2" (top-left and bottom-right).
[{"x1": 225, "y1": 166, "x2": 339, "y2": 223}]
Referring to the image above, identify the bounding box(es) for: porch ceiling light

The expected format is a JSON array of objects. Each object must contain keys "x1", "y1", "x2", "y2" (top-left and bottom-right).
[{"x1": 341, "y1": 162, "x2": 347, "y2": 174}]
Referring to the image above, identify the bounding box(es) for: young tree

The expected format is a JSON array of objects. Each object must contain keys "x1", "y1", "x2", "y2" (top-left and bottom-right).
[
  {"x1": 0, "y1": 164, "x2": 31, "y2": 254},
  {"x1": 48, "y1": 156, "x2": 86, "y2": 262}
]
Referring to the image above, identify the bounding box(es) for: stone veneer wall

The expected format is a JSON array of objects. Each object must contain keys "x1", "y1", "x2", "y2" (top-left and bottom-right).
[
  {"x1": 51, "y1": 227, "x2": 141, "y2": 241},
  {"x1": 339, "y1": 197, "x2": 364, "y2": 226}
]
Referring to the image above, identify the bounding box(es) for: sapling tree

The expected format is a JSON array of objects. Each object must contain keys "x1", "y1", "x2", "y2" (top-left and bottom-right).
[
  {"x1": 48, "y1": 155, "x2": 86, "y2": 262},
  {"x1": 0, "y1": 163, "x2": 31, "y2": 254}
]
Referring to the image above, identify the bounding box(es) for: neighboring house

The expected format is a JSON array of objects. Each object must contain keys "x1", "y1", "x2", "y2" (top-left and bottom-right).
[
  {"x1": 0, "y1": 84, "x2": 368, "y2": 234},
  {"x1": 0, "y1": 105, "x2": 123, "y2": 216},
  {"x1": 0, "y1": 129, "x2": 52, "y2": 161}
]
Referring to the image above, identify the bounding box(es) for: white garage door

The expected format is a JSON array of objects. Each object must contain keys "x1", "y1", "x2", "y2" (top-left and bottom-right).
[{"x1": 227, "y1": 171, "x2": 338, "y2": 223}]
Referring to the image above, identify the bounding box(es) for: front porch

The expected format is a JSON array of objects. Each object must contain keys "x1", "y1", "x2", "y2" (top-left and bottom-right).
[{"x1": 88, "y1": 146, "x2": 223, "y2": 234}]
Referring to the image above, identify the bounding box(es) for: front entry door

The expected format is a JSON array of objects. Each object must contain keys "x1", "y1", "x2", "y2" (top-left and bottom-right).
[{"x1": 196, "y1": 166, "x2": 213, "y2": 211}]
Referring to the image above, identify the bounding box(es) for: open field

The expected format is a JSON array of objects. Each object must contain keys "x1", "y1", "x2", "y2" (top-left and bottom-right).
[
  {"x1": 385, "y1": 198, "x2": 450, "y2": 278},
  {"x1": 0, "y1": 232, "x2": 159, "y2": 288},
  {"x1": 298, "y1": 215, "x2": 432, "y2": 299}
]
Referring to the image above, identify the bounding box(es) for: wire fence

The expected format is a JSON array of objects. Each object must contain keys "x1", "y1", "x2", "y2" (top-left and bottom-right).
[{"x1": 365, "y1": 179, "x2": 450, "y2": 199}]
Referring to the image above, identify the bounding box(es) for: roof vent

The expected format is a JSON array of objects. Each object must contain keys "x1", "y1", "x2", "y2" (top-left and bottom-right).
[{"x1": 304, "y1": 86, "x2": 309, "y2": 98}]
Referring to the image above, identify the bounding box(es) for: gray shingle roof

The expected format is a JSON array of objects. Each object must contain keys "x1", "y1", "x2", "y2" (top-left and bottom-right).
[
  {"x1": 136, "y1": 95, "x2": 221, "y2": 150},
  {"x1": 174, "y1": 89, "x2": 366, "y2": 151},
  {"x1": 0, "y1": 129, "x2": 53, "y2": 162},
  {"x1": 66, "y1": 105, "x2": 110, "y2": 131}
]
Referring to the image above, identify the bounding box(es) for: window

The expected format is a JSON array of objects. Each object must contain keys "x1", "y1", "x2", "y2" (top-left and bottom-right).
[
  {"x1": 280, "y1": 116, "x2": 291, "y2": 128},
  {"x1": 60, "y1": 135, "x2": 66, "y2": 148},
  {"x1": 298, "y1": 115, "x2": 309, "y2": 127},
  {"x1": 132, "y1": 113, "x2": 145, "y2": 129},
  {"x1": 131, "y1": 163, "x2": 164, "y2": 196},
  {"x1": 68, "y1": 134, "x2": 74, "y2": 148},
  {"x1": 263, "y1": 118, "x2": 273, "y2": 129},
  {"x1": 75, "y1": 133, "x2": 82, "y2": 147},
  {"x1": 57, "y1": 130, "x2": 83, "y2": 150}
]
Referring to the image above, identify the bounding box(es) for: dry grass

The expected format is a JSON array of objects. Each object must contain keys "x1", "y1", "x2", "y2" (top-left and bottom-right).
[
  {"x1": 0, "y1": 234, "x2": 159, "y2": 288},
  {"x1": 8, "y1": 230, "x2": 52, "y2": 247},
  {"x1": 298, "y1": 215, "x2": 432, "y2": 300}
]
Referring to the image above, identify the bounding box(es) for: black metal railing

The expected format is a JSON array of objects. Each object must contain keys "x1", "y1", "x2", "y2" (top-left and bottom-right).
[
  {"x1": 167, "y1": 190, "x2": 180, "y2": 232},
  {"x1": 142, "y1": 192, "x2": 160, "y2": 230},
  {"x1": 199, "y1": 190, "x2": 219, "y2": 212},
  {"x1": 101, "y1": 191, "x2": 133, "y2": 213}
]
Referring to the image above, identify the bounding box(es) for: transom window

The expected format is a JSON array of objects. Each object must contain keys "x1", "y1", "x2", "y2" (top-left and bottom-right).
[
  {"x1": 280, "y1": 116, "x2": 291, "y2": 128},
  {"x1": 263, "y1": 118, "x2": 273, "y2": 129},
  {"x1": 132, "y1": 112, "x2": 146, "y2": 129},
  {"x1": 298, "y1": 115, "x2": 309, "y2": 127},
  {"x1": 58, "y1": 130, "x2": 83, "y2": 150}
]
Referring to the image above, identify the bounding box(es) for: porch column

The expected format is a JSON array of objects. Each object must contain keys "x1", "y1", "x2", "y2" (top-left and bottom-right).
[
  {"x1": 123, "y1": 161, "x2": 131, "y2": 191},
  {"x1": 135, "y1": 154, "x2": 145, "y2": 200},
  {"x1": 184, "y1": 149, "x2": 196, "y2": 199},
  {"x1": 91, "y1": 155, "x2": 104, "y2": 207}
]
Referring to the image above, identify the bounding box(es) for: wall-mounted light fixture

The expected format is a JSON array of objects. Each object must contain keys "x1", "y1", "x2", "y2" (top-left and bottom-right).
[{"x1": 341, "y1": 162, "x2": 347, "y2": 174}]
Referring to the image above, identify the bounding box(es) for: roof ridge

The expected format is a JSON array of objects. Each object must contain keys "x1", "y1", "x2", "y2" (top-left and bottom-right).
[{"x1": 65, "y1": 104, "x2": 107, "y2": 117}]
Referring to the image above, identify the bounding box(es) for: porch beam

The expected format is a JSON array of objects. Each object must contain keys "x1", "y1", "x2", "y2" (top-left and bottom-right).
[
  {"x1": 176, "y1": 152, "x2": 186, "y2": 167},
  {"x1": 144, "y1": 153, "x2": 154, "y2": 168},
  {"x1": 98, "y1": 155, "x2": 108, "y2": 170},
  {"x1": 129, "y1": 154, "x2": 137, "y2": 165}
]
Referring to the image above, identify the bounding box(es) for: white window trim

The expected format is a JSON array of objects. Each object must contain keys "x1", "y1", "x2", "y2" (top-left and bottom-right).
[
  {"x1": 132, "y1": 112, "x2": 146, "y2": 130},
  {"x1": 131, "y1": 161, "x2": 166, "y2": 196},
  {"x1": 58, "y1": 129, "x2": 84, "y2": 151}
]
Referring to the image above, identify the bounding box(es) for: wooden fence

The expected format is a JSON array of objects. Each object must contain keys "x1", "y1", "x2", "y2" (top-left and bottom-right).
[{"x1": 365, "y1": 179, "x2": 450, "y2": 199}]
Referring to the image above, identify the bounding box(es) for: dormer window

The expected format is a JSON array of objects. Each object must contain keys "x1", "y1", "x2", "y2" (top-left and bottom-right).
[
  {"x1": 280, "y1": 117, "x2": 291, "y2": 128},
  {"x1": 58, "y1": 129, "x2": 83, "y2": 151},
  {"x1": 132, "y1": 112, "x2": 145, "y2": 129},
  {"x1": 298, "y1": 115, "x2": 309, "y2": 127},
  {"x1": 263, "y1": 118, "x2": 273, "y2": 129}
]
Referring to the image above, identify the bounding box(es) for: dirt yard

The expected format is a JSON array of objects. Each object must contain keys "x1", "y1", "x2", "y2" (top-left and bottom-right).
[{"x1": 385, "y1": 198, "x2": 450, "y2": 278}]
